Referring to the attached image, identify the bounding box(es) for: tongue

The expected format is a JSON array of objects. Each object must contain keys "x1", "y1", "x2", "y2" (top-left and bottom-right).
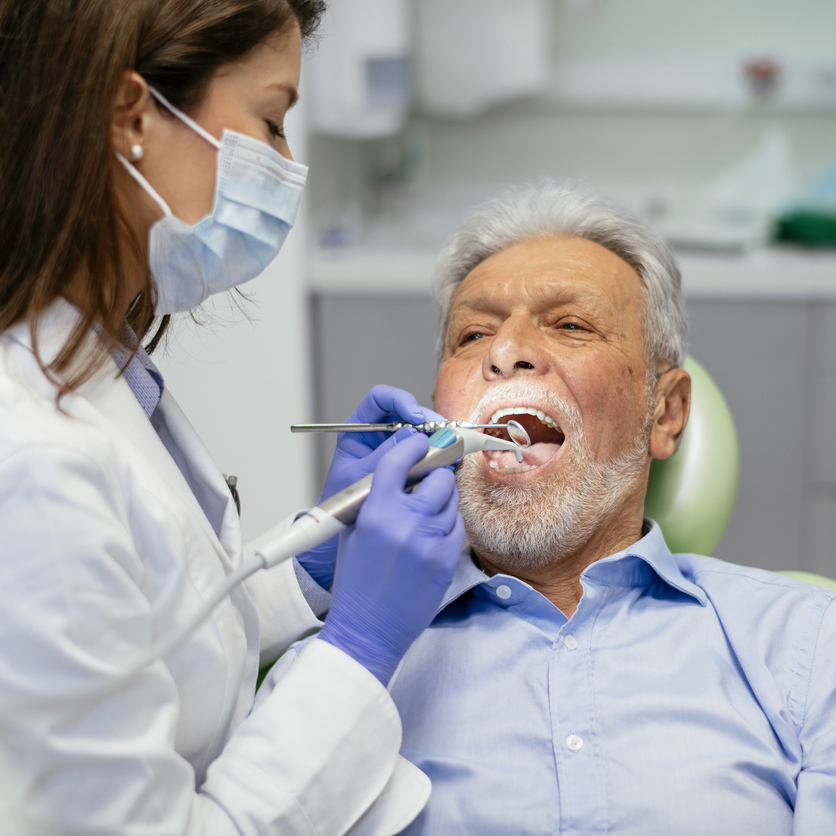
[{"x1": 498, "y1": 414, "x2": 564, "y2": 446}]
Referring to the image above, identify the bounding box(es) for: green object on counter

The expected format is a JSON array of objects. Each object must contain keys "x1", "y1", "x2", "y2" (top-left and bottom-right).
[
  {"x1": 776, "y1": 210, "x2": 836, "y2": 247},
  {"x1": 645, "y1": 356, "x2": 740, "y2": 555}
]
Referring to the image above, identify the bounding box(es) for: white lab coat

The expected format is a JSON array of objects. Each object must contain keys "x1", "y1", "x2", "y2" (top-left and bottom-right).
[{"x1": 0, "y1": 300, "x2": 429, "y2": 835}]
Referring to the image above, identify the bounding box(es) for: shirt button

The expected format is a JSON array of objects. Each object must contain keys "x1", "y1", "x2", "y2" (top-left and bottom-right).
[
  {"x1": 496, "y1": 585, "x2": 512, "y2": 600},
  {"x1": 563, "y1": 635, "x2": 578, "y2": 650},
  {"x1": 566, "y1": 734, "x2": 583, "y2": 752}
]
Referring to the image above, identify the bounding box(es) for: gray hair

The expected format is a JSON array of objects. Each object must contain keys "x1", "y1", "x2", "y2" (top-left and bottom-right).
[{"x1": 432, "y1": 179, "x2": 688, "y2": 371}]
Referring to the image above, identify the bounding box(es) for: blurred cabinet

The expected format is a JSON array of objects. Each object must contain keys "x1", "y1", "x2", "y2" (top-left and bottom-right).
[
  {"x1": 686, "y1": 300, "x2": 808, "y2": 571},
  {"x1": 311, "y1": 290, "x2": 836, "y2": 577},
  {"x1": 310, "y1": 294, "x2": 439, "y2": 487},
  {"x1": 802, "y1": 304, "x2": 836, "y2": 576}
]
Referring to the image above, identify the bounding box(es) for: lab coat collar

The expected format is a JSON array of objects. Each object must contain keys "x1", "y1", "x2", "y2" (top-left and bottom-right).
[{"x1": 5, "y1": 299, "x2": 242, "y2": 572}]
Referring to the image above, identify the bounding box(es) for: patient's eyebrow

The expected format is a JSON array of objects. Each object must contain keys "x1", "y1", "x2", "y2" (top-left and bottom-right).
[{"x1": 450, "y1": 286, "x2": 606, "y2": 318}]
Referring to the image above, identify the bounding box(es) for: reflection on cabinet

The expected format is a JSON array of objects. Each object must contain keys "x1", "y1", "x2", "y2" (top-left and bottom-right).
[{"x1": 312, "y1": 292, "x2": 836, "y2": 576}]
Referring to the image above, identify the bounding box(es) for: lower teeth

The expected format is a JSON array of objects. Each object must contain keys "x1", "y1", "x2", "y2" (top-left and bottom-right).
[{"x1": 490, "y1": 461, "x2": 534, "y2": 474}]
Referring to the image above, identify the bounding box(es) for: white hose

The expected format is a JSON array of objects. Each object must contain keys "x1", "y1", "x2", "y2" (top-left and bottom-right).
[{"x1": 10, "y1": 512, "x2": 343, "y2": 711}]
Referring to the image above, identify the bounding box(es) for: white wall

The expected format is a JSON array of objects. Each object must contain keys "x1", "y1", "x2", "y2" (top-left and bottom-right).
[{"x1": 550, "y1": 0, "x2": 836, "y2": 61}]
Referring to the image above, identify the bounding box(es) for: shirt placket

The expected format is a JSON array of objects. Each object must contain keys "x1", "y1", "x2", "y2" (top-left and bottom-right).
[{"x1": 549, "y1": 583, "x2": 608, "y2": 835}]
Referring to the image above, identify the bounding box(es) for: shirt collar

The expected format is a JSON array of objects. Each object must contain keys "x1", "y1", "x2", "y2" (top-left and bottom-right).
[
  {"x1": 582, "y1": 522, "x2": 707, "y2": 605},
  {"x1": 440, "y1": 520, "x2": 708, "y2": 611},
  {"x1": 112, "y1": 322, "x2": 165, "y2": 420},
  {"x1": 440, "y1": 546, "x2": 491, "y2": 609}
]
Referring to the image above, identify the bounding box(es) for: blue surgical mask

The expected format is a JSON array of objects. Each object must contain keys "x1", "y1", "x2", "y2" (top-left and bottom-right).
[{"x1": 117, "y1": 87, "x2": 308, "y2": 316}]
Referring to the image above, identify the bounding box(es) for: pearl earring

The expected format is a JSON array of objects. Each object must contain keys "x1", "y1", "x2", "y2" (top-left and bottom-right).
[{"x1": 130, "y1": 143, "x2": 144, "y2": 160}]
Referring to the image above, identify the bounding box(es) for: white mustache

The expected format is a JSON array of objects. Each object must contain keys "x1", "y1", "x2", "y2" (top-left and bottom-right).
[{"x1": 466, "y1": 382, "x2": 582, "y2": 434}]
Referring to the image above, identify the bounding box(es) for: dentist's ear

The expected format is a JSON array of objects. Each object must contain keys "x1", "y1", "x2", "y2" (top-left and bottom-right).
[
  {"x1": 648, "y1": 367, "x2": 691, "y2": 461},
  {"x1": 110, "y1": 71, "x2": 154, "y2": 160}
]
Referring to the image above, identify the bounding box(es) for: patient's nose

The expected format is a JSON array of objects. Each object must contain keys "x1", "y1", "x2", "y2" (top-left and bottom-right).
[{"x1": 484, "y1": 320, "x2": 548, "y2": 379}]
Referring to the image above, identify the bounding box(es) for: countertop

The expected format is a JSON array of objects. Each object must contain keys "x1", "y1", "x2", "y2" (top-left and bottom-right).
[{"x1": 310, "y1": 245, "x2": 836, "y2": 300}]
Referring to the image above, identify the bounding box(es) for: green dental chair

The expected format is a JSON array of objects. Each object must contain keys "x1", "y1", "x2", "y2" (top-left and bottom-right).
[{"x1": 645, "y1": 356, "x2": 836, "y2": 591}]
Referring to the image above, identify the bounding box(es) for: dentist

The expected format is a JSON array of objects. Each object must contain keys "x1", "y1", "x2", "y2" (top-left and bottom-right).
[{"x1": 0, "y1": 1, "x2": 463, "y2": 834}]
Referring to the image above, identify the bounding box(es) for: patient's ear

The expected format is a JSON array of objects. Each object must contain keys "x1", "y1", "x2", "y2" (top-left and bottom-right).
[{"x1": 648, "y1": 367, "x2": 691, "y2": 461}]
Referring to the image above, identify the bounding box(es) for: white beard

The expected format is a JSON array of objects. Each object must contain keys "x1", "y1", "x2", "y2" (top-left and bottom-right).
[{"x1": 456, "y1": 383, "x2": 652, "y2": 572}]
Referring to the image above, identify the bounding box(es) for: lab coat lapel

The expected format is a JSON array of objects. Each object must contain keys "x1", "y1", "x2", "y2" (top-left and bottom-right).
[
  {"x1": 76, "y1": 343, "x2": 261, "y2": 723},
  {"x1": 10, "y1": 299, "x2": 240, "y2": 572},
  {"x1": 77, "y1": 365, "x2": 239, "y2": 573},
  {"x1": 151, "y1": 390, "x2": 243, "y2": 567}
]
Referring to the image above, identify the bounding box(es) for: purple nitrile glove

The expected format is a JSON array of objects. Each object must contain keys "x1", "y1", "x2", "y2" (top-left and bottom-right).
[
  {"x1": 317, "y1": 432, "x2": 465, "y2": 685},
  {"x1": 296, "y1": 385, "x2": 445, "y2": 590}
]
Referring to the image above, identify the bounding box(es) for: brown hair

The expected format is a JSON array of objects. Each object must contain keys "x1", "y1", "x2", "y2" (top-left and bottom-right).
[{"x1": 0, "y1": 0, "x2": 325, "y2": 395}]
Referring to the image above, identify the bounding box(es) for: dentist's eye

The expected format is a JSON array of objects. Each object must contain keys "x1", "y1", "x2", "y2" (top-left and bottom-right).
[{"x1": 266, "y1": 120, "x2": 286, "y2": 140}]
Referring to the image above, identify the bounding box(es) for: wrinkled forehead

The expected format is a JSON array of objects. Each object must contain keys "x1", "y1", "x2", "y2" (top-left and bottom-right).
[{"x1": 446, "y1": 236, "x2": 647, "y2": 330}]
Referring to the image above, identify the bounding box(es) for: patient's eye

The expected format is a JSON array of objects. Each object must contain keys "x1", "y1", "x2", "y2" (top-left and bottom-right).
[
  {"x1": 556, "y1": 318, "x2": 592, "y2": 333},
  {"x1": 463, "y1": 332, "x2": 485, "y2": 342}
]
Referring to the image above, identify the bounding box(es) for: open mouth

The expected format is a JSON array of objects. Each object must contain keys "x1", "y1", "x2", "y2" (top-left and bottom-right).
[{"x1": 483, "y1": 406, "x2": 566, "y2": 475}]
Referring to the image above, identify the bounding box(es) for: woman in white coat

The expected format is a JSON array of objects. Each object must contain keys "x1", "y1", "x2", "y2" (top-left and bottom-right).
[{"x1": 0, "y1": 1, "x2": 465, "y2": 834}]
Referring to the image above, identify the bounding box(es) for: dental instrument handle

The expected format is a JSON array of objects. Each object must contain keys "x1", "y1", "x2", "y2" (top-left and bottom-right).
[
  {"x1": 274, "y1": 429, "x2": 465, "y2": 555},
  {"x1": 291, "y1": 421, "x2": 455, "y2": 433},
  {"x1": 291, "y1": 423, "x2": 404, "y2": 433},
  {"x1": 287, "y1": 427, "x2": 523, "y2": 555},
  {"x1": 290, "y1": 420, "x2": 527, "y2": 438}
]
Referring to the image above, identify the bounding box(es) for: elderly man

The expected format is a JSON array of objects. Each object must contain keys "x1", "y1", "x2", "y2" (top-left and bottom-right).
[
  {"x1": 268, "y1": 180, "x2": 836, "y2": 835},
  {"x1": 382, "y1": 181, "x2": 836, "y2": 835}
]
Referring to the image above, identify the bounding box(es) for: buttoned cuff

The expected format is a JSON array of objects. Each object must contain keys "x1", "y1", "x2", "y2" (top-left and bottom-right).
[{"x1": 292, "y1": 557, "x2": 332, "y2": 618}]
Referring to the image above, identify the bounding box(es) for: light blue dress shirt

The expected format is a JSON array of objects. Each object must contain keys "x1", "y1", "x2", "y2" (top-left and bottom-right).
[
  {"x1": 113, "y1": 326, "x2": 164, "y2": 419},
  {"x1": 387, "y1": 522, "x2": 836, "y2": 835}
]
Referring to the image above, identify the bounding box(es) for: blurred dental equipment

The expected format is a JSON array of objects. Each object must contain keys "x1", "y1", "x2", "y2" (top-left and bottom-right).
[
  {"x1": 291, "y1": 418, "x2": 532, "y2": 449},
  {"x1": 94, "y1": 427, "x2": 521, "y2": 688},
  {"x1": 307, "y1": 0, "x2": 411, "y2": 138},
  {"x1": 415, "y1": 0, "x2": 548, "y2": 118}
]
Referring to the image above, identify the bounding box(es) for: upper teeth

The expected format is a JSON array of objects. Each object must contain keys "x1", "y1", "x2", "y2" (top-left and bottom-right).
[{"x1": 489, "y1": 406, "x2": 560, "y2": 430}]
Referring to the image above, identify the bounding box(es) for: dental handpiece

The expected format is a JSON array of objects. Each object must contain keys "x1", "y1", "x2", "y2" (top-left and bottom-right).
[{"x1": 258, "y1": 425, "x2": 522, "y2": 567}]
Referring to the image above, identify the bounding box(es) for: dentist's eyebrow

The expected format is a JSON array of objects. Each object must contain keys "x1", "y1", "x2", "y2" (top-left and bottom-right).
[{"x1": 265, "y1": 82, "x2": 299, "y2": 109}]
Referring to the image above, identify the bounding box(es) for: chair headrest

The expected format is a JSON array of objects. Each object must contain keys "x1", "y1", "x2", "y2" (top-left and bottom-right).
[{"x1": 645, "y1": 356, "x2": 740, "y2": 555}]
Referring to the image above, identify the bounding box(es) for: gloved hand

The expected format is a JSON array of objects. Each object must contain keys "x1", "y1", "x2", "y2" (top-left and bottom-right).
[
  {"x1": 296, "y1": 385, "x2": 445, "y2": 590},
  {"x1": 317, "y1": 431, "x2": 465, "y2": 685}
]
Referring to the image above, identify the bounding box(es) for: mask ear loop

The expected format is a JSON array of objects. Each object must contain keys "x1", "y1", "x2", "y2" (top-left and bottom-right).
[
  {"x1": 115, "y1": 86, "x2": 223, "y2": 219},
  {"x1": 116, "y1": 152, "x2": 173, "y2": 218},
  {"x1": 149, "y1": 87, "x2": 222, "y2": 151}
]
